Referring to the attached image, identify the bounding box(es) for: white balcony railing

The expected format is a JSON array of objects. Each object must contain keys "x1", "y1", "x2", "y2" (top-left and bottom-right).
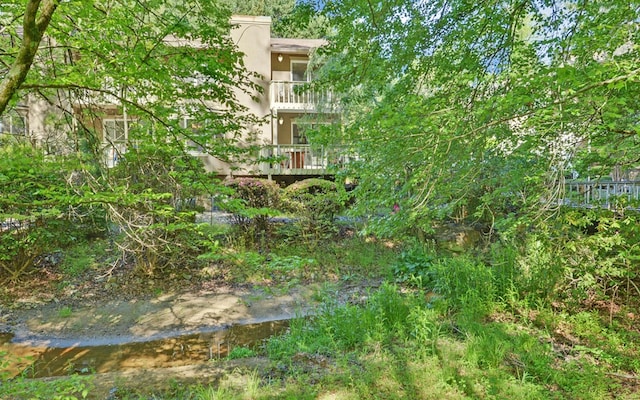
[
  {"x1": 259, "y1": 144, "x2": 355, "y2": 175},
  {"x1": 270, "y1": 81, "x2": 334, "y2": 111},
  {"x1": 564, "y1": 180, "x2": 640, "y2": 209}
]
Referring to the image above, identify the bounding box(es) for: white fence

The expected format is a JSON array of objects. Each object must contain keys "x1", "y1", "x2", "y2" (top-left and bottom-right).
[{"x1": 564, "y1": 181, "x2": 640, "y2": 209}]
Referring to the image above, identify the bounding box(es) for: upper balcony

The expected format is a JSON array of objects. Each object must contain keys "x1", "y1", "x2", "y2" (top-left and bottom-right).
[{"x1": 270, "y1": 81, "x2": 334, "y2": 112}]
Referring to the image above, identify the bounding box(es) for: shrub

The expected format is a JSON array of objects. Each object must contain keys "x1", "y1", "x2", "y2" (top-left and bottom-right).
[
  {"x1": 222, "y1": 178, "x2": 281, "y2": 248},
  {"x1": 556, "y1": 209, "x2": 640, "y2": 307},
  {"x1": 282, "y1": 178, "x2": 346, "y2": 240},
  {"x1": 106, "y1": 145, "x2": 216, "y2": 275},
  {"x1": 0, "y1": 144, "x2": 106, "y2": 282}
]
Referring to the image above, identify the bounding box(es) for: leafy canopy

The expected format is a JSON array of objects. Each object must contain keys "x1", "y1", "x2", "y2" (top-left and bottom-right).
[{"x1": 317, "y1": 0, "x2": 640, "y2": 234}]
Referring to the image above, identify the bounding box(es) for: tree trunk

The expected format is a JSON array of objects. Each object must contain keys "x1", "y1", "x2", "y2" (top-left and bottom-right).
[{"x1": 0, "y1": 0, "x2": 59, "y2": 116}]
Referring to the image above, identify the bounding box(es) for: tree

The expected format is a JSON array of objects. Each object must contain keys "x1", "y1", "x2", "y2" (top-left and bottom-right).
[
  {"x1": 218, "y1": 0, "x2": 296, "y2": 19},
  {"x1": 0, "y1": 1, "x2": 262, "y2": 279},
  {"x1": 317, "y1": 0, "x2": 640, "y2": 236},
  {"x1": 272, "y1": 1, "x2": 332, "y2": 38},
  {"x1": 218, "y1": 0, "x2": 331, "y2": 38}
]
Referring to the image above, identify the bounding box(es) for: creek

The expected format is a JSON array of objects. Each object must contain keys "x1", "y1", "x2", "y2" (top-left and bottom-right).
[{"x1": 0, "y1": 319, "x2": 289, "y2": 379}]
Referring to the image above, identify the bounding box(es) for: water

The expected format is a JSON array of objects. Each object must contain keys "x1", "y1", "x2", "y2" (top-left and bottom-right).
[{"x1": 0, "y1": 319, "x2": 289, "y2": 378}]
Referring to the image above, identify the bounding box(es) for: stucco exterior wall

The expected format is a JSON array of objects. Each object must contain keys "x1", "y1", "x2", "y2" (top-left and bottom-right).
[
  {"x1": 203, "y1": 15, "x2": 272, "y2": 176},
  {"x1": 230, "y1": 16, "x2": 271, "y2": 140}
]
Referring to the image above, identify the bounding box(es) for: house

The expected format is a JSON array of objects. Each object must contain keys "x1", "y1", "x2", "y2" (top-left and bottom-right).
[
  {"x1": 2, "y1": 15, "x2": 342, "y2": 183},
  {"x1": 209, "y1": 15, "x2": 342, "y2": 183},
  {"x1": 84, "y1": 15, "x2": 341, "y2": 179}
]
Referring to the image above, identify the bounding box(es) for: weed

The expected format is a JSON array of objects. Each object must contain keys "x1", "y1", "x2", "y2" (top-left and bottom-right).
[
  {"x1": 58, "y1": 306, "x2": 73, "y2": 318},
  {"x1": 392, "y1": 246, "x2": 435, "y2": 287},
  {"x1": 0, "y1": 373, "x2": 93, "y2": 399},
  {"x1": 226, "y1": 346, "x2": 256, "y2": 360},
  {"x1": 60, "y1": 242, "x2": 98, "y2": 277}
]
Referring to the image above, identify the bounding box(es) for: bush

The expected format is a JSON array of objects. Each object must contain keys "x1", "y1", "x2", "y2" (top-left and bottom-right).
[
  {"x1": 222, "y1": 178, "x2": 281, "y2": 248},
  {"x1": 554, "y1": 209, "x2": 640, "y2": 307},
  {"x1": 106, "y1": 144, "x2": 216, "y2": 275},
  {"x1": 0, "y1": 144, "x2": 106, "y2": 282},
  {"x1": 282, "y1": 178, "x2": 346, "y2": 240}
]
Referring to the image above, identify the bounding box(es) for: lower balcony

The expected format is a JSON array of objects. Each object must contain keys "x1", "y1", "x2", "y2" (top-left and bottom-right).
[{"x1": 259, "y1": 144, "x2": 354, "y2": 176}]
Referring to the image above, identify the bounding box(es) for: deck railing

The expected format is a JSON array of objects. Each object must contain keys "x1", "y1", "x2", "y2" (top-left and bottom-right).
[
  {"x1": 270, "y1": 81, "x2": 334, "y2": 110},
  {"x1": 564, "y1": 180, "x2": 640, "y2": 209},
  {"x1": 259, "y1": 144, "x2": 356, "y2": 175}
]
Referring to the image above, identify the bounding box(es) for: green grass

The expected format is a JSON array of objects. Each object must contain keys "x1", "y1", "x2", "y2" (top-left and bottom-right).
[
  {"x1": 58, "y1": 306, "x2": 73, "y2": 318},
  {"x1": 211, "y1": 233, "x2": 399, "y2": 286},
  {"x1": 60, "y1": 239, "x2": 109, "y2": 277},
  {"x1": 0, "y1": 373, "x2": 93, "y2": 400},
  {"x1": 225, "y1": 346, "x2": 256, "y2": 360}
]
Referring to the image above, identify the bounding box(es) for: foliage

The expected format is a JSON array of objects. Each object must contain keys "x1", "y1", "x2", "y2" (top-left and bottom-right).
[
  {"x1": 392, "y1": 246, "x2": 436, "y2": 288},
  {"x1": 222, "y1": 178, "x2": 281, "y2": 248},
  {"x1": 104, "y1": 144, "x2": 218, "y2": 275},
  {"x1": 270, "y1": 233, "x2": 397, "y2": 281},
  {"x1": 0, "y1": 141, "x2": 224, "y2": 280},
  {"x1": 272, "y1": 0, "x2": 333, "y2": 39},
  {"x1": 225, "y1": 346, "x2": 256, "y2": 360},
  {"x1": 261, "y1": 282, "x2": 634, "y2": 399},
  {"x1": 218, "y1": 0, "x2": 331, "y2": 39},
  {"x1": 60, "y1": 239, "x2": 109, "y2": 277},
  {"x1": 0, "y1": 0, "x2": 58, "y2": 115},
  {"x1": 206, "y1": 232, "x2": 396, "y2": 284},
  {"x1": 219, "y1": 0, "x2": 295, "y2": 21},
  {"x1": 281, "y1": 178, "x2": 346, "y2": 241},
  {"x1": 316, "y1": 0, "x2": 640, "y2": 236},
  {"x1": 0, "y1": 144, "x2": 106, "y2": 282},
  {"x1": 537, "y1": 208, "x2": 640, "y2": 307},
  {"x1": 0, "y1": 0, "x2": 265, "y2": 277},
  {"x1": 0, "y1": 372, "x2": 93, "y2": 400},
  {"x1": 1, "y1": 0, "x2": 258, "y2": 158},
  {"x1": 267, "y1": 283, "x2": 423, "y2": 359}
]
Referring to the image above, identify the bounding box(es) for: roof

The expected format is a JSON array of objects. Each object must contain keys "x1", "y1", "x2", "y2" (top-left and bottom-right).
[{"x1": 270, "y1": 38, "x2": 327, "y2": 55}]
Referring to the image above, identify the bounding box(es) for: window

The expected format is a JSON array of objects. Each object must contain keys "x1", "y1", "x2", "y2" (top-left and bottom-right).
[
  {"x1": 103, "y1": 119, "x2": 127, "y2": 143},
  {"x1": 292, "y1": 123, "x2": 307, "y2": 144},
  {"x1": 103, "y1": 118, "x2": 133, "y2": 167},
  {"x1": 181, "y1": 117, "x2": 205, "y2": 153},
  {"x1": 291, "y1": 60, "x2": 310, "y2": 82}
]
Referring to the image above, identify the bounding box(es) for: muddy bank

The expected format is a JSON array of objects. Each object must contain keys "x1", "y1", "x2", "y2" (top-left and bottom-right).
[
  {"x1": 3, "y1": 286, "x2": 318, "y2": 346},
  {"x1": 1, "y1": 285, "x2": 320, "y2": 394}
]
